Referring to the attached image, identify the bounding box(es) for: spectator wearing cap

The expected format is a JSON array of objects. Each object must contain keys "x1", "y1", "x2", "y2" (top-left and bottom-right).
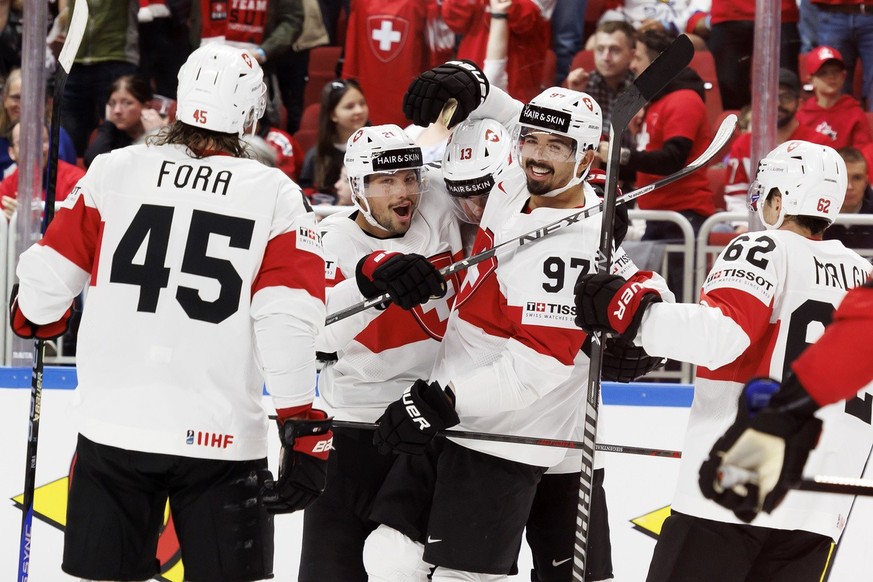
[
  {"x1": 811, "y1": 0, "x2": 873, "y2": 111},
  {"x1": 723, "y1": 68, "x2": 829, "y2": 216},
  {"x1": 824, "y1": 145, "x2": 873, "y2": 249},
  {"x1": 797, "y1": 45, "x2": 873, "y2": 148}
]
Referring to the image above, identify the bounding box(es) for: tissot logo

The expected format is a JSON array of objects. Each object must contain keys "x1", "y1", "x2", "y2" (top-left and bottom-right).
[{"x1": 525, "y1": 301, "x2": 576, "y2": 316}]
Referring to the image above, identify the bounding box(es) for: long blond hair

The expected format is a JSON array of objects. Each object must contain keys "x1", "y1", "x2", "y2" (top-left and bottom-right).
[{"x1": 148, "y1": 120, "x2": 250, "y2": 158}]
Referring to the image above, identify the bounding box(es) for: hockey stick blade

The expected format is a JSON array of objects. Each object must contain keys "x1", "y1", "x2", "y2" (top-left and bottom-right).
[
  {"x1": 440, "y1": 98, "x2": 459, "y2": 128},
  {"x1": 324, "y1": 113, "x2": 737, "y2": 326},
  {"x1": 18, "y1": 3, "x2": 88, "y2": 581},
  {"x1": 330, "y1": 420, "x2": 681, "y2": 457},
  {"x1": 610, "y1": 34, "x2": 693, "y2": 132}
]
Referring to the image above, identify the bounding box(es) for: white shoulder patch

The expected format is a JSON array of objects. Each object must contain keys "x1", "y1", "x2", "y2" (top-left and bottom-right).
[{"x1": 295, "y1": 225, "x2": 323, "y2": 256}]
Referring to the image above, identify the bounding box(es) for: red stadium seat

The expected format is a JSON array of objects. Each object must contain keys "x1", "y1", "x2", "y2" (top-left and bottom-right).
[
  {"x1": 709, "y1": 231, "x2": 740, "y2": 247},
  {"x1": 689, "y1": 51, "x2": 724, "y2": 132},
  {"x1": 304, "y1": 46, "x2": 343, "y2": 109},
  {"x1": 707, "y1": 165, "x2": 727, "y2": 212},
  {"x1": 541, "y1": 49, "x2": 557, "y2": 90},
  {"x1": 294, "y1": 104, "x2": 321, "y2": 153},
  {"x1": 569, "y1": 50, "x2": 595, "y2": 76},
  {"x1": 584, "y1": 0, "x2": 608, "y2": 39}
]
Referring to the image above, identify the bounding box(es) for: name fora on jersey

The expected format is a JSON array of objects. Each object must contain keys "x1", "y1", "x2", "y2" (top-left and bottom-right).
[{"x1": 157, "y1": 160, "x2": 232, "y2": 196}]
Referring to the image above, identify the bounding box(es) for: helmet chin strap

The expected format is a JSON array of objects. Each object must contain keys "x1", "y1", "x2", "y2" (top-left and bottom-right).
[
  {"x1": 535, "y1": 160, "x2": 592, "y2": 198},
  {"x1": 756, "y1": 190, "x2": 785, "y2": 230},
  {"x1": 352, "y1": 192, "x2": 390, "y2": 232}
]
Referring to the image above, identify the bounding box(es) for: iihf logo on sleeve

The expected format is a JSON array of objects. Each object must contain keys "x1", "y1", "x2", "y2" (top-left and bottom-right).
[{"x1": 186, "y1": 429, "x2": 195, "y2": 445}]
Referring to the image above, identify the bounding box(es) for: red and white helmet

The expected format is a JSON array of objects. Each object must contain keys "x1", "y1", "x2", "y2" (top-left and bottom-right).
[
  {"x1": 176, "y1": 44, "x2": 267, "y2": 137},
  {"x1": 513, "y1": 87, "x2": 603, "y2": 197},
  {"x1": 442, "y1": 118, "x2": 513, "y2": 224},
  {"x1": 344, "y1": 124, "x2": 426, "y2": 230},
  {"x1": 749, "y1": 140, "x2": 846, "y2": 230}
]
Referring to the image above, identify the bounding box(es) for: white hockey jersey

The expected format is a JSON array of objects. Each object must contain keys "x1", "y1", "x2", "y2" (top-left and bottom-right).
[
  {"x1": 16, "y1": 143, "x2": 326, "y2": 461},
  {"x1": 640, "y1": 229, "x2": 873, "y2": 540},
  {"x1": 433, "y1": 165, "x2": 671, "y2": 467},
  {"x1": 316, "y1": 173, "x2": 464, "y2": 422}
]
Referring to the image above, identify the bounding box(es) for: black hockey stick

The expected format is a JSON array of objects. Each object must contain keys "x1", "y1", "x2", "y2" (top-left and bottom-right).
[
  {"x1": 324, "y1": 110, "x2": 736, "y2": 326},
  {"x1": 18, "y1": 3, "x2": 88, "y2": 580},
  {"x1": 330, "y1": 419, "x2": 681, "y2": 457},
  {"x1": 575, "y1": 34, "x2": 694, "y2": 582}
]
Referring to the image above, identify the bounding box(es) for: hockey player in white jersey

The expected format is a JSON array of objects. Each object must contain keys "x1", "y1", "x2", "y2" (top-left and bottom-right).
[
  {"x1": 442, "y1": 116, "x2": 619, "y2": 582},
  {"x1": 299, "y1": 124, "x2": 459, "y2": 581},
  {"x1": 9, "y1": 44, "x2": 330, "y2": 582},
  {"x1": 574, "y1": 140, "x2": 873, "y2": 582},
  {"x1": 367, "y1": 64, "x2": 672, "y2": 581},
  {"x1": 699, "y1": 278, "x2": 873, "y2": 520}
]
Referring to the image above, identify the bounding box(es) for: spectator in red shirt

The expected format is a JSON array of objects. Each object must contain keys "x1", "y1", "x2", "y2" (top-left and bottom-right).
[
  {"x1": 723, "y1": 68, "x2": 828, "y2": 216},
  {"x1": 705, "y1": 0, "x2": 801, "y2": 111},
  {"x1": 1, "y1": 122, "x2": 85, "y2": 220},
  {"x1": 600, "y1": 28, "x2": 714, "y2": 299},
  {"x1": 256, "y1": 120, "x2": 304, "y2": 181},
  {"x1": 441, "y1": 0, "x2": 552, "y2": 103},
  {"x1": 343, "y1": 0, "x2": 429, "y2": 126},
  {"x1": 797, "y1": 46, "x2": 873, "y2": 149}
]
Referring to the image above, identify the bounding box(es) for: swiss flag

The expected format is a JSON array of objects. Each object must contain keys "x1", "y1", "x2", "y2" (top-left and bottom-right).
[{"x1": 366, "y1": 16, "x2": 409, "y2": 63}]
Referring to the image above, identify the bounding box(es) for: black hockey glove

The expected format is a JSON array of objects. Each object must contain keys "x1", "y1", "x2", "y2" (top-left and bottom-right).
[
  {"x1": 262, "y1": 410, "x2": 334, "y2": 514},
  {"x1": 9, "y1": 283, "x2": 73, "y2": 340},
  {"x1": 573, "y1": 272, "x2": 662, "y2": 340},
  {"x1": 698, "y1": 376, "x2": 822, "y2": 523},
  {"x1": 356, "y1": 251, "x2": 447, "y2": 310},
  {"x1": 374, "y1": 379, "x2": 460, "y2": 455},
  {"x1": 403, "y1": 60, "x2": 490, "y2": 128},
  {"x1": 583, "y1": 336, "x2": 666, "y2": 382},
  {"x1": 586, "y1": 169, "x2": 629, "y2": 247}
]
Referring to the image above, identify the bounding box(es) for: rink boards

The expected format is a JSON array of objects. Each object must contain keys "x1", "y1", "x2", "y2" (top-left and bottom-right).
[{"x1": 0, "y1": 368, "x2": 868, "y2": 581}]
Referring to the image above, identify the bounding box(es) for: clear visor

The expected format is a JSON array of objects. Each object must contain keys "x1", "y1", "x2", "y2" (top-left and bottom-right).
[
  {"x1": 363, "y1": 168, "x2": 427, "y2": 198},
  {"x1": 450, "y1": 193, "x2": 489, "y2": 225},
  {"x1": 747, "y1": 180, "x2": 765, "y2": 213},
  {"x1": 516, "y1": 126, "x2": 578, "y2": 163}
]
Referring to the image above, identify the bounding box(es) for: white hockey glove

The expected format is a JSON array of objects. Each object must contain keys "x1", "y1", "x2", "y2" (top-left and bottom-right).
[{"x1": 698, "y1": 376, "x2": 822, "y2": 522}]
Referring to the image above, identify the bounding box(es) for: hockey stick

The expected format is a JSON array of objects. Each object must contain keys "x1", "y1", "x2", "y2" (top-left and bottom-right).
[
  {"x1": 440, "y1": 97, "x2": 458, "y2": 128},
  {"x1": 575, "y1": 34, "x2": 694, "y2": 582},
  {"x1": 330, "y1": 419, "x2": 681, "y2": 457},
  {"x1": 324, "y1": 111, "x2": 736, "y2": 326},
  {"x1": 720, "y1": 466, "x2": 873, "y2": 496},
  {"x1": 797, "y1": 475, "x2": 873, "y2": 496},
  {"x1": 18, "y1": 3, "x2": 88, "y2": 580}
]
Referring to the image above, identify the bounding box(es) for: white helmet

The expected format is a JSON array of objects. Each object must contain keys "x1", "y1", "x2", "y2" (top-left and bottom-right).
[
  {"x1": 514, "y1": 87, "x2": 603, "y2": 197},
  {"x1": 345, "y1": 124, "x2": 426, "y2": 231},
  {"x1": 443, "y1": 118, "x2": 513, "y2": 224},
  {"x1": 176, "y1": 44, "x2": 267, "y2": 137},
  {"x1": 749, "y1": 140, "x2": 847, "y2": 230}
]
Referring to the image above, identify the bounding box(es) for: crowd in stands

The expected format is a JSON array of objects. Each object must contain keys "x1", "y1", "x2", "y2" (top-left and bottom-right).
[{"x1": 2, "y1": 0, "x2": 873, "y2": 242}]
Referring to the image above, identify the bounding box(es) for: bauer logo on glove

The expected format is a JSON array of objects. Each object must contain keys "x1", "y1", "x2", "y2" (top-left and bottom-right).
[{"x1": 402, "y1": 386, "x2": 432, "y2": 430}]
